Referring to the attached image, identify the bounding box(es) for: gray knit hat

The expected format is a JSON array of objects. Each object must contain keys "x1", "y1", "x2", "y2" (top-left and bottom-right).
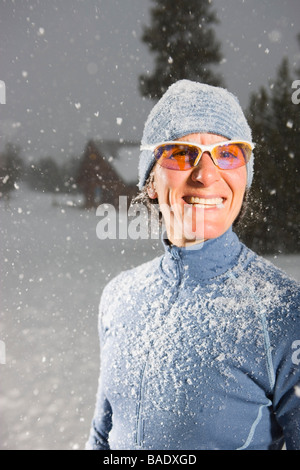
[{"x1": 138, "y1": 79, "x2": 254, "y2": 189}]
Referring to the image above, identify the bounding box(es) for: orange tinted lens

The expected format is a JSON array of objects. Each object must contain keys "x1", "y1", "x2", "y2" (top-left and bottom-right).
[
  {"x1": 213, "y1": 143, "x2": 252, "y2": 169},
  {"x1": 154, "y1": 144, "x2": 199, "y2": 170}
]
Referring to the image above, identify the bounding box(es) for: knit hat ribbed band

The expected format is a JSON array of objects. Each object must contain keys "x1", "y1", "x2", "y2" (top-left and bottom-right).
[{"x1": 138, "y1": 80, "x2": 254, "y2": 190}]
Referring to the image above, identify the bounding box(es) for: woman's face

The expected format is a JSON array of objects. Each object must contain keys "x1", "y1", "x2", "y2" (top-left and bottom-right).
[{"x1": 148, "y1": 133, "x2": 247, "y2": 247}]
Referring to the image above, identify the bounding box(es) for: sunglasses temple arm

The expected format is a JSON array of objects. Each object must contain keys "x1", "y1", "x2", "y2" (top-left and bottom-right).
[{"x1": 140, "y1": 144, "x2": 154, "y2": 151}]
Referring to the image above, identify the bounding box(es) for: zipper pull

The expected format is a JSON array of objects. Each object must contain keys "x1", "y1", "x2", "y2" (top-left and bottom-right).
[{"x1": 170, "y1": 247, "x2": 181, "y2": 260}]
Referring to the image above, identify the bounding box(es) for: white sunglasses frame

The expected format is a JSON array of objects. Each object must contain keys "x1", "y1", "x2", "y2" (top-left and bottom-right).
[{"x1": 140, "y1": 140, "x2": 255, "y2": 170}]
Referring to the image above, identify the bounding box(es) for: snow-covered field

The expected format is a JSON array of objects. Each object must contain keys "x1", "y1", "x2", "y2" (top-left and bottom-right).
[{"x1": 0, "y1": 185, "x2": 299, "y2": 450}]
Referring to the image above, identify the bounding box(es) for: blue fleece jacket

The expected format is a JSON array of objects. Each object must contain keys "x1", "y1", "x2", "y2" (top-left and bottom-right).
[{"x1": 86, "y1": 228, "x2": 300, "y2": 450}]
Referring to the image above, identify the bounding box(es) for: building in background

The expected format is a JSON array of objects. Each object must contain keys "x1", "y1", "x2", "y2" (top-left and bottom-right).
[{"x1": 76, "y1": 139, "x2": 139, "y2": 209}]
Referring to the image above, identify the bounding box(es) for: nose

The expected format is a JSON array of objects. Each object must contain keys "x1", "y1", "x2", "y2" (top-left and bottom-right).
[{"x1": 190, "y1": 152, "x2": 221, "y2": 185}]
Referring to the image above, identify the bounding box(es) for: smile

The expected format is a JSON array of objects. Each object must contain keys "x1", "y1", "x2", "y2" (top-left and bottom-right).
[{"x1": 183, "y1": 196, "x2": 225, "y2": 208}]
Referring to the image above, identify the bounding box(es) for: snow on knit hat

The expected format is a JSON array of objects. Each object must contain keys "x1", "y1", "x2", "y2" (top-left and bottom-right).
[{"x1": 138, "y1": 79, "x2": 254, "y2": 190}]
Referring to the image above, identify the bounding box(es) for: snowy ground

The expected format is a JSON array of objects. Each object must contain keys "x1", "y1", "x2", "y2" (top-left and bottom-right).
[{"x1": 0, "y1": 185, "x2": 299, "y2": 450}]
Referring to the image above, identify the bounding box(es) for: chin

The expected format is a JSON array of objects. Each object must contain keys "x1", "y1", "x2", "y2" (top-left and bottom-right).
[
  {"x1": 184, "y1": 210, "x2": 231, "y2": 243},
  {"x1": 183, "y1": 227, "x2": 227, "y2": 245},
  {"x1": 202, "y1": 217, "x2": 233, "y2": 239}
]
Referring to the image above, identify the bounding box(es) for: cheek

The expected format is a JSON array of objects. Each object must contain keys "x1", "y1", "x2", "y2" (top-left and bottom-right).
[
  {"x1": 154, "y1": 167, "x2": 187, "y2": 203},
  {"x1": 225, "y1": 168, "x2": 247, "y2": 202}
]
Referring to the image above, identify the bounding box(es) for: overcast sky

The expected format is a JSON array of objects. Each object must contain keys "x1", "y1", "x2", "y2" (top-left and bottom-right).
[{"x1": 0, "y1": 0, "x2": 299, "y2": 165}]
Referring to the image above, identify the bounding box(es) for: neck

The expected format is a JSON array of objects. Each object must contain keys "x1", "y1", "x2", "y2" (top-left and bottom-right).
[{"x1": 162, "y1": 227, "x2": 242, "y2": 282}]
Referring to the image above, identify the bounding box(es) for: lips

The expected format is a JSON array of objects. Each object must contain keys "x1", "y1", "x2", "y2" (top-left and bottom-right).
[{"x1": 183, "y1": 196, "x2": 225, "y2": 207}]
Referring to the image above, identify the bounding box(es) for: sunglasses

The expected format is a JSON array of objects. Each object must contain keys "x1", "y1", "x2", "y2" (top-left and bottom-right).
[{"x1": 141, "y1": 140, "x2": 254, "y2": 171}]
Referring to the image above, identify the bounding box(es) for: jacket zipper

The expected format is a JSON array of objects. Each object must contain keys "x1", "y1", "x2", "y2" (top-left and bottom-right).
[
  {"x1": 136, "y1": 350, "x2": 149, "y2": 448},
  {"x1": 135, "y1": 254, "x2": 183, "y2": 448}
]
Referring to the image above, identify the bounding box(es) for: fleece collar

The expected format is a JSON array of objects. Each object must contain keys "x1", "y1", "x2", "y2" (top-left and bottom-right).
[{"x1": 160, "y1": 227, "x2": 242, "y2": 284}]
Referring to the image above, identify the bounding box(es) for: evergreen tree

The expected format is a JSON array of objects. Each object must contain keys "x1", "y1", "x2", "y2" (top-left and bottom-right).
[
  {"x1": 244, "y1": 55, "x2": 300, "y2": 254},
  {"x1": 0, "y1": 143, "x2": 23, "y2": 196},
  {"x1": 296, "y1": 33, "x2": 300, "y2": 76},
  {"x1": 139, "y1": 0, "x2": 224, "y2": 99},
  {"x1": 27, "y1": 157, "x2": 63, "y2": 193}
]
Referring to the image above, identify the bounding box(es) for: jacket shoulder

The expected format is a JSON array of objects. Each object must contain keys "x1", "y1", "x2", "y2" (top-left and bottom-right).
[
  {"x1": 239, "y1": 246, "x2": 300, "y2": 321},
  {"x1": 244, "y1": 248, "x2": 299, "y2": 291},
  {"x1": 99, "y1": 255, "x2": 162, "y2": 306}
]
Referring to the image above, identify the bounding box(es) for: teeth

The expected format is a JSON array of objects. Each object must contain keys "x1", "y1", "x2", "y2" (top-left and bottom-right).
[{"x1": 185, "y1": 196, "x2": 224, "y2": 206}]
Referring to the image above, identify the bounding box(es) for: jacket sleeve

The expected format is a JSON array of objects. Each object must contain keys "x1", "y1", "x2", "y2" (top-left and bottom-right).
[
  {"x1": 85, "y1": 291, "x2": 113, "y2": 450},
  {"x1": 272, "y1": 287, "x2": 300, "y2": 450},
  {"x1": 85, "y1": 387, "x2": 112, "y2": 450}
]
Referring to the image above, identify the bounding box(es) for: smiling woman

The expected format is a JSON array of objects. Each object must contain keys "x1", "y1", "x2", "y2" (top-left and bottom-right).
[
  {"x1": 147, "y1": 132, "x2": 249, "y2": 245},
  {"x1": 86, "y1": 80, "x2": 300, "y2": 451},
  {"x1": 137, "y1": 82, "x2": 256, "y2": 246}
]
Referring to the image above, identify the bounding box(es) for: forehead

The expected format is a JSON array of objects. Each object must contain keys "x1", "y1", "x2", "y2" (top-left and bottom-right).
[{"x1": 178, "y1": 133, "x2": 229, "y2": 145}]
